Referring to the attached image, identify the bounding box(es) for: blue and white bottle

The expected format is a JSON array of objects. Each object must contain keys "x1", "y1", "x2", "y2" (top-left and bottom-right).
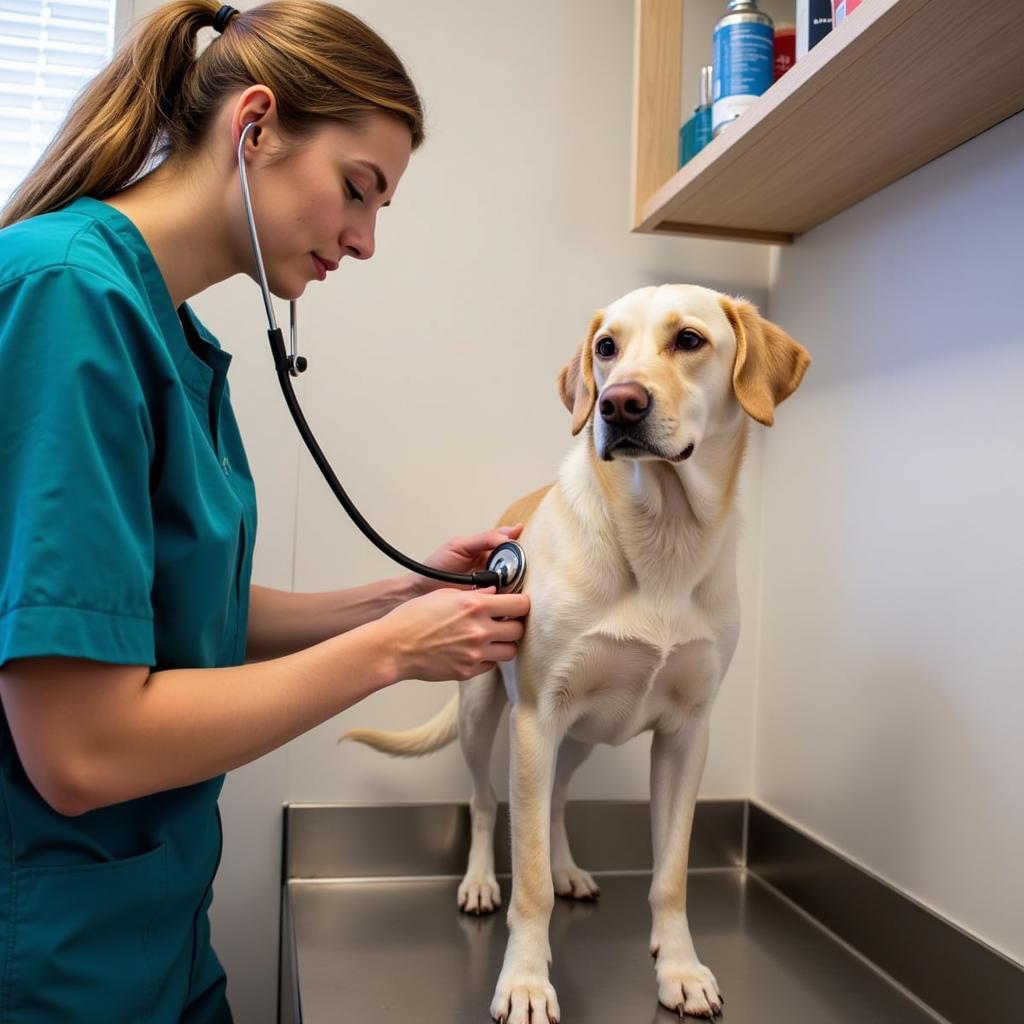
[{"x1": 712, "y1": 0, "x2": 774, "y2": 136}]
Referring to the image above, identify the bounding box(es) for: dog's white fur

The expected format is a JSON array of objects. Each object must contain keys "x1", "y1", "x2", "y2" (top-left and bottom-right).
[{"x1": 344, "y1": 285, "x2": 809, "y2": 1022}]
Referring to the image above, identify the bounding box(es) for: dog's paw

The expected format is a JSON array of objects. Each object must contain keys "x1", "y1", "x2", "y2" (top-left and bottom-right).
[
  {"x1": 457, "y1": 873, "x2": 502, "y2": 915},
  {"x1": 552, "y1": 864, "x2": 600, "y2": 900},
  {"x1": 656, "y1": 961, "x2": 723, "y2": 1019},
  {"x1": 490, "y1": 969, "x2": 561, "y2": 1024}
]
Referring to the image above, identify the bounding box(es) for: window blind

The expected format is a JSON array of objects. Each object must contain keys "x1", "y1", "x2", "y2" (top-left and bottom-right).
[{"x1": 0, "y1": 0, "x2": 115, "y2": 206}]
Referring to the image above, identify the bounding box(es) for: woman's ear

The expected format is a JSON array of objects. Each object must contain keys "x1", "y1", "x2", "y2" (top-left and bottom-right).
[
  {"x1": 721, "y1": 296, "x2": 810, "y2": 427},
  {"x1": 230, "y1": 84, "x2": 278, "y2": 154},
  {"x1": 556, "y1": 310, "x2": 603, "y2": 436}
]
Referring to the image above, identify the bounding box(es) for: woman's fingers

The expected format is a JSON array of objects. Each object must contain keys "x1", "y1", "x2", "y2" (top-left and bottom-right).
[
  {"x1": 460, "y1": 523, "x2": 524, "y2": 556},
  {"x1": 490, "y1": 619, "x2": 525, "y2": 643},
  {"x1": 483, "y1": 643, "x2": 518, "y2": 663},
  {"x1": 480, "y1": 593, "x2": 530, "y2": 619}
]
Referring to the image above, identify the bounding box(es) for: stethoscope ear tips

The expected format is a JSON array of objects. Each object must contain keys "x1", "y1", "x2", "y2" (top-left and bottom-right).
[{"x1": 487, "y1": 541, "x2": 527, "y2": 593}]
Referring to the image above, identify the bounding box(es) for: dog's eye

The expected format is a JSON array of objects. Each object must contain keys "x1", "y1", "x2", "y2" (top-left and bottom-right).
[
  {"x1": 675, "y1": 329, "x2": 705, "y2": 352},
  {"x1": 595, "y1": 337, "x2": 617, "y2": 359}
]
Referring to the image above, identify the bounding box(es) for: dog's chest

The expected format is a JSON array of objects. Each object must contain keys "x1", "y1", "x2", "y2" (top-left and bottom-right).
[{"x1": 544, "y1": 590, "x2": 721, "y2": 745}]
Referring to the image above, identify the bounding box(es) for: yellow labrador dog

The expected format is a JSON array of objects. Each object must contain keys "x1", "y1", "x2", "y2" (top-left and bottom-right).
[{"x1": 344, "y1": 284, "x2": 809, "y2": 1022}]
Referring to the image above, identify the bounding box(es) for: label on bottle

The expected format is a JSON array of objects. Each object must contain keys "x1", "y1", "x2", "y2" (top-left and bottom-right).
[
  {"x1": 694, "y1": 107, "x2": 713, "y2": 152},
  {"x1": 712, "y1": 20, "x2": 774, "y2": 133},
  {"x1": 797, "y1": 0, "x2": 834, "y2": 57},
  {"x1": 834, "y1": 0, "x2": 864, "y2": 24},
  {"x1": 680, "y1": 107, "x2": 714, "y2": 168}
]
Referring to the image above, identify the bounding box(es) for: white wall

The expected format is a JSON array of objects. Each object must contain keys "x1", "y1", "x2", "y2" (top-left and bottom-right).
[
  {"x1": 122, "y1": 2, "x2": 1024, "y2": 1018},
  {"x1": 756, "y1": 110, "x2": 1024, "y2": 964},
  {"x1": 171, "y1": 1, "x2": 775, "y2": 1021}
]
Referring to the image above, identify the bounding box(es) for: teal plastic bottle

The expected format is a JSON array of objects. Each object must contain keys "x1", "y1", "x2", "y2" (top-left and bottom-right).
[{"x1": 679, "y1": 65, "x2": 713, "y2": 168}]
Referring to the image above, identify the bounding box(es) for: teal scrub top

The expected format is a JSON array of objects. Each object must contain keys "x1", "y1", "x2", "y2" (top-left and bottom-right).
[{"x1": 0, "y1": 197, "x2": 257, "y2": 1021}]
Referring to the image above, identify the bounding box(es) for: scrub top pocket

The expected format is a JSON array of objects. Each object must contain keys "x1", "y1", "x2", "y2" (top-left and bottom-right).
[{"x1": 6, "y1": 842, "x2": 171, "y2": 1022}]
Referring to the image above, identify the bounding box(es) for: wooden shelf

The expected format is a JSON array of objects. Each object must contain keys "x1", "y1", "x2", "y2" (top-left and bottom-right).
[{"x1": 630, "y1": 0, "x2": 1024, "y2": 245}]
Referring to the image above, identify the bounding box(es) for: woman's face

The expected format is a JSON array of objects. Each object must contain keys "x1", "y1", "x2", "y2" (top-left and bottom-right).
[{"x1": 245, "y1": 112, "x2": 412, "y2": 300}]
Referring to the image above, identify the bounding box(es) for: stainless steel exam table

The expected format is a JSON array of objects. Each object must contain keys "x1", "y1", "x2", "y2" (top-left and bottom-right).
[{"x1": 280, "y1": 802, "x2": 950, "y2": 1024}]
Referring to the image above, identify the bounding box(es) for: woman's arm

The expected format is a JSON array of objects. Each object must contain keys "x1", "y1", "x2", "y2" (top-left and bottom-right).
[
  {"x1": 246, "y1": 577, "x2": 420, "y2": 661},
  {"x1": 246, "y1": 524, "x2": 524, "y2": 660},
  {"x1": 0, "y1": 587, "x2": 529, "y2": 816}
]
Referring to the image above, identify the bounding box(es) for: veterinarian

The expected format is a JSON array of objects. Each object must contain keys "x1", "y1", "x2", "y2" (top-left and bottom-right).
[{"x1": 0, "y1": 2, "x2": 529, "y2": 1020}]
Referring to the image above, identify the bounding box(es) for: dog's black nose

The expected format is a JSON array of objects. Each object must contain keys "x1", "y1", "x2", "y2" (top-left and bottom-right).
[{"x1": 599, "y1": 383, "x2": 651, "y2": 425}]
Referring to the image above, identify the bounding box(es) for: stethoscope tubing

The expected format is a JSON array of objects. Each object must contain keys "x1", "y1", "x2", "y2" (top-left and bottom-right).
[
  {"x1": 235, "y1": 123, "x2": 522, "y2": 592},
  {"x1": 237, "y1": 124, "x2": 278, "y2": 332}
]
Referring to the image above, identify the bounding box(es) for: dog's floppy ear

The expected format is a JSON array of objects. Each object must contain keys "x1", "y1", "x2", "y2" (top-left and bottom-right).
[
  {"x1": 721, "y1": 296, "x2": 810, "y2": 427},
  {"x1": 556, "y1": 310, "x2": 603, "y2": 436}
]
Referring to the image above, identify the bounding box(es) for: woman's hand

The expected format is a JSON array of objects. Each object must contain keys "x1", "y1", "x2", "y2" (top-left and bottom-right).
[
  {"x1": 381, "y1": 587, "x2": 530, "y2": 682},
  {"x1": 411, "y1": 523, "x2": 524, "y2": 594}
]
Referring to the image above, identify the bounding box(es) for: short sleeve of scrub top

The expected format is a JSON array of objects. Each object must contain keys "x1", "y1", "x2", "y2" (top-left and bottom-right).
[
  {"x1": 0, "y1": 197, "x2": 257, "y2": 1023},
  {"x1": 0, "y1": 263, "x2": 159, "y2": 664}
]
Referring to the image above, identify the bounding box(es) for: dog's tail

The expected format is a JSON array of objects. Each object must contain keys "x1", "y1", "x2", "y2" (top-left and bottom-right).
[{"x1": 339, "y1": 693, "x2": 459, "y2": 757}]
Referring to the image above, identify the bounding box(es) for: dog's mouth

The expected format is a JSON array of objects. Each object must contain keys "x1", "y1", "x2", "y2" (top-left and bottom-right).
[{"x1": 601, "y1": 435, "x2": 695, "y2": 463}]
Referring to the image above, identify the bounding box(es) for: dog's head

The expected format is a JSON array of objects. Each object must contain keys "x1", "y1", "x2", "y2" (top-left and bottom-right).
[{"x1": 557, "y1": 285, "x2": 810, "y2": 462}]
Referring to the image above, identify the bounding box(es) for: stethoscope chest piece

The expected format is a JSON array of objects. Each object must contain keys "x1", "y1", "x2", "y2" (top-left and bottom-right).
[{"x1": 487, "y1": 541, "x2": 527, "y2": 594}]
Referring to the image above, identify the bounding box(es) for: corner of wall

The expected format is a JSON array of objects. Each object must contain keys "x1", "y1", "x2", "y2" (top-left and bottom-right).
[
  {"x1": 747, "y1": 425, "x2": 771, "y2": 802},
  {"x1": 766, "y1": 245, "x2": 781, "y2": 314}
]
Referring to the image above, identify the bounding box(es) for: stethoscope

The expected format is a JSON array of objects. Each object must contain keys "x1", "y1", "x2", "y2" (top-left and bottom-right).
[{"x1": 235, "y1": 122, "x2": 527, "y2": 593}]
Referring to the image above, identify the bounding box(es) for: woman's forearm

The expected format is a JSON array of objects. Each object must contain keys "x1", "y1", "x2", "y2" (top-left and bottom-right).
[
  {"x1": 111, "y1": 621, "x2": 395, "y2": 801},
  {"x1": 1, "y1": 618, "x2": 403, "y2": 815},
  {"x1": 246, "y1": 576, "x2": 424, "y2": 660}
]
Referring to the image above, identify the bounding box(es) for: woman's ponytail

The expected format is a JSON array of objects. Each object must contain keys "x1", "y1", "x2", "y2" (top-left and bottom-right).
[
  {"x1": 1, "y1": 0, "x2": 424, "y2": 229},
  {"x1": 1, "y1": 1, "x2": 221, "y2": 228}
]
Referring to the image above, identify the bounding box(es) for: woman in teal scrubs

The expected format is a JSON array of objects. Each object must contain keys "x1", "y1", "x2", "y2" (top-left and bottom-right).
[{"x1": 0, "y1": 2, "x2": 529, "y2": 1020}]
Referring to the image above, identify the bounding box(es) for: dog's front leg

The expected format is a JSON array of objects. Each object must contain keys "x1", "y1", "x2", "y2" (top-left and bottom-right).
[
  {"x1": 551, "y1": 737, "x2": 600, "y2": 900},
  {"x1": 490, "y1": 705, "x2": 562, "y2": 1024},
  {"x1": 648, "y1": 715, "x2": 723, "y2": 1018}
]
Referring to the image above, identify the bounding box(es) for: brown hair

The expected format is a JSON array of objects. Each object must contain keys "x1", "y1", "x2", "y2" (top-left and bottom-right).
[{"x1": 1, "y1": 0, "x2": 424, "y2": 227}]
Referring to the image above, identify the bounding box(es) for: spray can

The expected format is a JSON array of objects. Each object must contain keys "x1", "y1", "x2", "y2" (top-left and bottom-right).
[{"x1": 712, "y1": 0, "x2": 775, "y2": 136}]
